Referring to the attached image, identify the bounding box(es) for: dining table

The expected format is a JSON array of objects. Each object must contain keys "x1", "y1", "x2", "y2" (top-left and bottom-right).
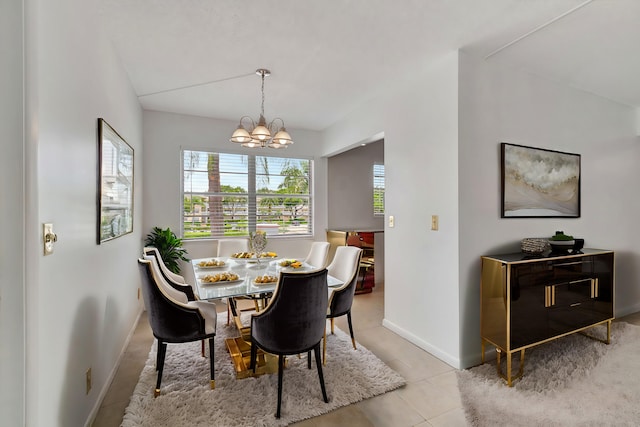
[{"x1": 190, "y1": 255, "x2": 344, "y2": 378}]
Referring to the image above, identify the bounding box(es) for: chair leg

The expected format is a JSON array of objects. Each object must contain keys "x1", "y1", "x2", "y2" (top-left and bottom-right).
[
  {"x1": 314, "y1": 344, "x2": 329, "y2": 403},
  {"x1": 209, "y1": 337, "x2": 215, "y2": 389},
  {"x1": 155, "y1": 338, "x2": 161, "y2": 371},
  {"x1": 249, "y1": 341, "x2": 258, "y2": 373},
  {"x1": 201, "y1": 340, "x2": 205, "y2": 357},
  {"x1": 155, "y1": 341, "x2": 167, "y2": 397},
  {"x1": 330, "y1": 318, "x2": 335, "y2": 334},
  {"x1": 307, "y1": 350, "x2": 312, "y2": 369},
  {"x1": 322, "y1": 327, "x2": 327, "y2": 365},
  {"x1": 276, "y1": 354, "x2": 285, "y2": 418},
  {"x1": 347, "y1": 311, "x2": 357, "y2": 350}
]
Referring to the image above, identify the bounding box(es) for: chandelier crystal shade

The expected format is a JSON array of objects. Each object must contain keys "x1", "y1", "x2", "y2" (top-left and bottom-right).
[{"x1": 230, "y1": 69, "x2": 294, "y2": 149}]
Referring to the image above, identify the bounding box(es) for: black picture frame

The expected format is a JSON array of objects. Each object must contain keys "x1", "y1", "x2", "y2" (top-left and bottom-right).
[
  {"x1": 501, "y1": 143, "x2": 580, "y2": 218},
  {"x1": 97, "y1": 118, "x2": 134, "y2": 243}
]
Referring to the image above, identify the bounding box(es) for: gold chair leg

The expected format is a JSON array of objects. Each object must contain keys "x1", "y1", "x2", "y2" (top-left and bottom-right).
[
  {"x1": 154, "y1": 388, "x2": 161, "y2": 397},
  {"x1": 210, "y1": 380, "x2": 215, "y2": 390},
  {"x1": 330, "y1": 318, "x2": 335, "y2": 335},
  {"x1": 322, "y1": 328, "x2": 327, "y2": 365}
]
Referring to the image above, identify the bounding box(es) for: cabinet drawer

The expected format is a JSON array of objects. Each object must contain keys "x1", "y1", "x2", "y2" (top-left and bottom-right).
[{"x1": 544, "y1": 277, "x2": 598, "y2": 308}]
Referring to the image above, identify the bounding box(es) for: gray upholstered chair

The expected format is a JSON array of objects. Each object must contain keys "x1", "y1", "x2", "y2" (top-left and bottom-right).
[
  {"x1": 324, "y1": 245, "x2": 363, "y2": 364},
  {"x1": 249, "y1": 269, "x2": 330, "y2": 418},
  {"x1": 137, "y1": 258, "x2": 217, "y2": 396},
  {"x1": 304, "y1": 241, "x2": 331, "y2": 269}
]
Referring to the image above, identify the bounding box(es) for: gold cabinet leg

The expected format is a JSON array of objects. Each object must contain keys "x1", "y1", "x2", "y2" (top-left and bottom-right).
[{"x1": 496, "y1": 349, "x2": 526, "y2": 386}]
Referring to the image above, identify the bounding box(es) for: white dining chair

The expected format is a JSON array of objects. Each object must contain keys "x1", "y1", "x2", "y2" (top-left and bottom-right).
[
  {"x1": 304, "y1": 241, "x2": 330, "y2": 269},
  {"x1": 217, "y1": 238, "x2": 249, "y2": 257},
  {"x1": 324, "y1": 245, "x2": 363, "y2": 364},
  {"x1": 217, "y1": 238, "x2": 250, "y2": 324}
]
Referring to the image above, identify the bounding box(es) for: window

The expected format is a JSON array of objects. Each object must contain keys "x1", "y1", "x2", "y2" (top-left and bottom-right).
[
  {"x1": 182, "y1": 150, "x2": 312, "y2": 239},
  {"x1": 373, "y1": 163, "x2": 385, "y2": 216}
]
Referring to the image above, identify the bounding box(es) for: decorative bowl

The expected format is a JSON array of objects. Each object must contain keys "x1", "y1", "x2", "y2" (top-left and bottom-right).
[{"x1": 548, "y1": 239, "x2": 575, "y2": 253}]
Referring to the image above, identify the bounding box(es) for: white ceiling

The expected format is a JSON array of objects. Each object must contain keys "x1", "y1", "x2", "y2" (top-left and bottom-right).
[{"x1": 98, "y1": 0, "x2": 640, "y2": 131}]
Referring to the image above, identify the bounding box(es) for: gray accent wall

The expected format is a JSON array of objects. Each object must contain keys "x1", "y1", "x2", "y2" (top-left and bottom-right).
[{"x1": 327, "y1": 140, "x2": 385, "y2": 231}]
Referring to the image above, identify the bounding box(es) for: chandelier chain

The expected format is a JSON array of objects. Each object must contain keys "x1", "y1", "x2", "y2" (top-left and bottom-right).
[{"x1": 260, "y1": 72, "x2": 265, "y2": 117}]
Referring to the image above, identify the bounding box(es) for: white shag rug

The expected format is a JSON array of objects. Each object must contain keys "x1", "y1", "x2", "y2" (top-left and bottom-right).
[
  {"x1": 457, "y1": 322, "x2": 640, "y2": 427},
  {"x1": 121, "y1": 312, "x2": 405, "y2": 426}
]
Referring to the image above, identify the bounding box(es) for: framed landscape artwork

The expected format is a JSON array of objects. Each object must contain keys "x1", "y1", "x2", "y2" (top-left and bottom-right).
[
  {"x1": 501, "y1": 143, "x2": 580, "y2": 218},
  {"x1": 97, "y1": 118, "x2": 134, "y2": 243}
]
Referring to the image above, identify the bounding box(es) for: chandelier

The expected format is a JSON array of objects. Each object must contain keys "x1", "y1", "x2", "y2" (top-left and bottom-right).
[{"x1": 230, "y1": 69, "x2": 294, "y2": 149}]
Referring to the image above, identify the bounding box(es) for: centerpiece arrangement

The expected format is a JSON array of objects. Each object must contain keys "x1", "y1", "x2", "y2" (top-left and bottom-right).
[
  {"x1": 249, "y1": 230, "x2": 268, "y2": 264},
  {"x1": 549, "y1": 230, "x2": 576, "y2": 253}
]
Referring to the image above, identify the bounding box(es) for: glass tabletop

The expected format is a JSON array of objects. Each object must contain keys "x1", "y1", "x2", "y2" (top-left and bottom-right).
[{"x1": 192, "y1": 257, "x2": 343, "y2": 301}]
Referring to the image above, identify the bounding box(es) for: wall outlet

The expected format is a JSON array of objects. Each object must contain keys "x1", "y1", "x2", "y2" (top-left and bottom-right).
[
  {"x1": 431, "y1": 215, "x2": 439, "y2": 231},
  {"x1": 388, "y1": 215, "x2": 395, "y2": 228},
  {"x1": 86, "y1": 368, "x2": 92, "y2": 395}
]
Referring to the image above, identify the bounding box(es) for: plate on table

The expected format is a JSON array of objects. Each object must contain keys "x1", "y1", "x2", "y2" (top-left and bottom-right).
[
  {"x1": 278, "y1": 259, "x2": 303, "y2": 269},
  {"x1": 199, "y1": 272, "x2": 243, "y2": 285},
  {"x1": 258, "y1": 252, "x2": 278, "y2": 259},
  {"x1": 196, "y1": 259, "x2": 227, "y2": 269},
  {"x1": 231, "y1": 252, "x2": 278, "y2": 259},
  {"x1": 229, "y1": 252, "x2": 259, "y2": 262},
  {"x1": 253, "y1": 275, "x2": 279, "y2": 285}
]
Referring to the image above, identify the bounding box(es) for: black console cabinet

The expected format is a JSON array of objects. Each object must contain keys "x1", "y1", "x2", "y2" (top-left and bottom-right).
[{"x1": 480, "y1": 249, "x2": 614, "y2": 385}]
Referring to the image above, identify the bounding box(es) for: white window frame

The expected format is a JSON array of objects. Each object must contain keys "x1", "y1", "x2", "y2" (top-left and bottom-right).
[
  {"x1": 373, "y1": 163, "x2": 385, "y2": 216},
  {"x1": 181, "y1": 150, "x2": 313, "y2": 239}
]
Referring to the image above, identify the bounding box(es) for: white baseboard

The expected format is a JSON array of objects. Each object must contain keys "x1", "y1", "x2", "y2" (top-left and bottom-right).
[
  {"x1": 381, "y1": 317, "x2": 461, "y2": 369},
  {"x1": 85, "y1": 307, "x2": 145, "y2": 427}
]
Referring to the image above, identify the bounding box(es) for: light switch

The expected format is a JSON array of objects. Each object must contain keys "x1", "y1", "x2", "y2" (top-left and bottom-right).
[
  {"x1": 43, "y1": 223, "x2": 58, "y2": 255},
  {"x1": 388, "y1": 215, "x2": 395, "y2": 228}
]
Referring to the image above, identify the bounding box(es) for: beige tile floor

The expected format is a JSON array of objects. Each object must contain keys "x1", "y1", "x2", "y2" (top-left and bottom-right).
[
  {"x1": 91, "y1": 283, "x2": 640, "y2": 427},
  {"x1": 92, "y1": 282, "x2": 469, "y2": 426}
]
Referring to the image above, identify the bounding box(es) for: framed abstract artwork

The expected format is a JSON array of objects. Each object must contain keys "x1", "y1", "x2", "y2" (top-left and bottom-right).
[
  {"x1": 501, "y1": 143, "x2": 580, "y2": 218},
  {"x1": 97, "y1": 118, "x2": 134, "y2": 243}
]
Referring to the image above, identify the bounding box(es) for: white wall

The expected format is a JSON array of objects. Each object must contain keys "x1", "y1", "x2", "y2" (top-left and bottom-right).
[
  {"x1": 0, "y1": 0, "x2": 25, "y2": 425},
  {"x1": 323, "y1": 53, "x2": 462, "y2": 367},
  {"x1": 142, "y1": 111, "x2": 327, "y2": 283},
  {"x1": 324, "y1": 49, "x2": 640, "y2": 371},
  {"x1": 458, "y1": 51, "x2": 640, "y2": 367},
  {"x1": 25, "y1": 0, "x2": 144, "y2": 425}
]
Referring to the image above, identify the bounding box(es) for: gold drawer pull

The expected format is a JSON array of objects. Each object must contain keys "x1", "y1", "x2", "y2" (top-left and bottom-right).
[
  {"x1": 545, "y1": 285, "x2": 556, "y2": 307},
  {"x1": 591, "y1": 278, "x2": 599, "y2": 298}
]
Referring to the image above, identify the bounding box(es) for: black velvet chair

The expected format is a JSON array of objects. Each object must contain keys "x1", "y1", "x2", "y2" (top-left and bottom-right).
[
  {"x1": 137, "y1": 258, "x2": 217, "y2": 396},
  {"x1": 144, "y1": 247, "x2": 211, "y2": 356},
  {"x1": 324, "y1": 246, "x2": 363, "y2": 364},
  {"x1": 249, "y1": 269, "x2": 330, "y2": 418}
]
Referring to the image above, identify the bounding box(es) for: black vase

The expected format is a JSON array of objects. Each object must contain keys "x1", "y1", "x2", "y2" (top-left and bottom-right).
[{"x1": 572, "y1": 238, "x2": 584, "y2": 253}]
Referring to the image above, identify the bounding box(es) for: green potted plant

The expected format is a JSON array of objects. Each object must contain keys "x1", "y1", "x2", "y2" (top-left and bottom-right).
[{"x1": 144, "y1": 227, "x2": 189, "y2": 274}]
